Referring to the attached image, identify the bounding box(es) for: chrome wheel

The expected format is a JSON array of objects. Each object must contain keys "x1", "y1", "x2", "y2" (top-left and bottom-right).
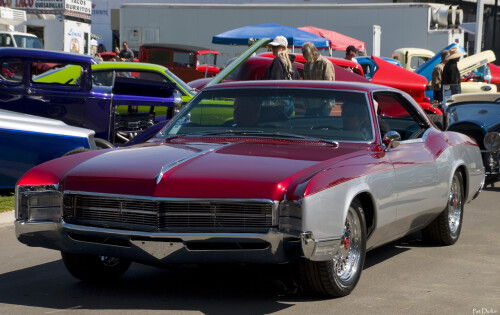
[
  {"x1": 334, "y1": 208, "x2": 363, "y2": 282},
  {"x1": 299, "y1": 199, "x2": 366, "y2": 297},
  {"x1": 447, "y1": 173, "x2": 463, "y2": 235},
  {"x1": 422, "y1": 171, "x2": 464, "y2": 245}
]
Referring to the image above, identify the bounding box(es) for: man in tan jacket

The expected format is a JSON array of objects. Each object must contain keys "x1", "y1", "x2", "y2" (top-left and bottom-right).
[
  {"x1": 302, "y1": 42, "x2": 335, "y2": 81},
  {"x1": 431, "y1": 50, "x2": 449, "y2": 102}
]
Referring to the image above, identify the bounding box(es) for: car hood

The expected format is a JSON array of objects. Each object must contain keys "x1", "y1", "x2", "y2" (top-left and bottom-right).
[
  {"x1": 60, "y1": 140, "x2": 364, "y2": 199},
  {"x1": 370, "y1": 55, "x2": 428, "y2": 91},
  {"x1": 448, "y1": 103, "x2": 500, "y2": 130}
]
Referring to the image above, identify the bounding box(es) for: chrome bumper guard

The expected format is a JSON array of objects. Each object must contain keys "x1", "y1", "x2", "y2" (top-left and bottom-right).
[{"x1": 301, "y1": 231, "x2": 340, "y2": 261}]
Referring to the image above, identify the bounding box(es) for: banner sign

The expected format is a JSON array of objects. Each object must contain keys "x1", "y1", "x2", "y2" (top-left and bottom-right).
[{"x1": 0, "y1": 0, "x2": 91, "y2": 19}]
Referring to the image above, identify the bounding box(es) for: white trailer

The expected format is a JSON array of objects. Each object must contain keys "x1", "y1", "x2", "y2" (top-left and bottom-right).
[{"x1": 120, "y1": 3, "x2": 464, "y2": 65}]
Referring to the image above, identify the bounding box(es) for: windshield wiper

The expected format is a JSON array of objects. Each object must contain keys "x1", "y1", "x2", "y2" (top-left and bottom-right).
[
  {"x1": 258, "y1": 132, "x2": 338, "y2": 146},
  {"x1": 165, "y1": 130, "x2": 338, "y2": 146}
]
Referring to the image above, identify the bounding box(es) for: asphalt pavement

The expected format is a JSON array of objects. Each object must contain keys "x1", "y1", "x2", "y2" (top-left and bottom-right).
[{"x1": 0, "y1": 210, "x2": 13, "y2": 226}]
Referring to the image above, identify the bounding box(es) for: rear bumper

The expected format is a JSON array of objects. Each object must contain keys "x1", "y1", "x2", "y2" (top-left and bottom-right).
[{"x1": 15, "y1": 220, "x2": 340, "y2": 264}]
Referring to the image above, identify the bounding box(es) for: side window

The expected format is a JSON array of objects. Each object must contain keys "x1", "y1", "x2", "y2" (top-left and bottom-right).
[
  {"x1": 375, "y1": 93, "x2": 426, "y2": 141},
  {"x1": 149, "y1": 49, "x2": 171, "y2": 65},
  {"x1": 31, "y1": 62, "x2": 83, "y2": 86},
  {"x1": 0, "y1": 59, "x2": 23, "y2": 83},
  {"x1": 173, "y1": 52, "x2": 195, "y2": 68},
  {"x1": 113, "y1": 70, "x2": 166, "y2": 83},
  {"x1": 0, "y1": 34, "x2": 15, "y2": 47},
  {"x1": 132, "y1": 71, "x2": 165, "y2": 82},
  {"x1": 92, "y1": 70, "x2": 114, "y2": 86},
  {"x1": 410, "y1": 56, "x2": 428, "y2": 71}
]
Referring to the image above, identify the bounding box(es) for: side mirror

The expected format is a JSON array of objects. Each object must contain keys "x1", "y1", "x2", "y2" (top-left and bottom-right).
[
  {"x1": 173, "y1": 89, "x2": 183, "y2": 114},
  {"x1": 383, "y1": 130, "x2": 401, "y2": 151}
]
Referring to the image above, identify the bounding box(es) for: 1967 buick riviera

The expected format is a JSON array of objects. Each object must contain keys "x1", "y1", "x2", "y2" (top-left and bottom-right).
[{"x1": 15, "y1": 80, "x2": 485, "y2": 297}]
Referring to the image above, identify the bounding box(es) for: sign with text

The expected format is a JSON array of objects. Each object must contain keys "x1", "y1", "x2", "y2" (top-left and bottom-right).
[{"x1": 0, "y1": 0, "x2": 90, "y2": 19}]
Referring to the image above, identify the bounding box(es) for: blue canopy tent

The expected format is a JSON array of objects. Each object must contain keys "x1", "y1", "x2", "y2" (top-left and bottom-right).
[{"x1": 212, "y1": 23, "x2": 330, "y2": 49}]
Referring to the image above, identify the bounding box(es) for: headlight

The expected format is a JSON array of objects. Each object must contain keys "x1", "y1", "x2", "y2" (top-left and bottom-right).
[
  {"x1": 484, "y1": 132, "x2": 500, "y2": 152},
  {"x1": 278, "y1": 201, "x2": 302, "y2": 233},
  {"x1": 16, "y1": 185, "x2": 62, "y2": 222}
]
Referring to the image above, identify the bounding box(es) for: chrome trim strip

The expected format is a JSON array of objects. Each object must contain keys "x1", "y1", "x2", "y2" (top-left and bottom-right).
[{"x1": 64, "y1": 190, "x2": 276, "y2": 204}]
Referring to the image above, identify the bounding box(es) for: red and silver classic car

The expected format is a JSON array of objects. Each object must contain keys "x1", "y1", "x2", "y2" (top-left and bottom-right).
[{"x1": 15, "y1": 81, "x2": 484, "y2": 297}]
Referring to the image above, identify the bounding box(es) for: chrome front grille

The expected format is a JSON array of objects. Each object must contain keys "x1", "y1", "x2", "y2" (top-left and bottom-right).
[{"x1": 63, "y1": 193, "x2": 275, "y2": 233}]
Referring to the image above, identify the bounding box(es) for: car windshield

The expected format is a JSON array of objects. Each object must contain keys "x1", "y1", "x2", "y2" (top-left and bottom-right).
[
  {"x1": 159, "y1": 87, "x2": 374, "y2": 142},
  {"x1": 13, "y1": 35, "x2": 43, "y2": 49}
]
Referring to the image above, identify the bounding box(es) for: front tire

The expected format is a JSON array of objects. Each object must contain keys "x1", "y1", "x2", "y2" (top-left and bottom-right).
[
  {"x1": 61, "y1": 252, "x2": 131, "y2": 282},
  {"x1": 422, "y1": 171, "x2": 464, "y2": 245},
  {"x1": 300, "y1": 199, "x2": 367, "y2": 297}
]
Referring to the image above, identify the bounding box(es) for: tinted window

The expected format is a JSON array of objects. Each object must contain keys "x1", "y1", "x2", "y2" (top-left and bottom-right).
[
  {"x1": 149, "y1": 49, "x2": 171, "y2": 65},
  {"x1": 0, "y1": 59, "x2": 23, "y2": 83}
]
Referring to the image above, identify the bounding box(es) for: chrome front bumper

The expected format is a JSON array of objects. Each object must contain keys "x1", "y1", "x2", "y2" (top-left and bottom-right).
[{"x1": 15, "y1": 220, "x2": 340, "y2": 264}]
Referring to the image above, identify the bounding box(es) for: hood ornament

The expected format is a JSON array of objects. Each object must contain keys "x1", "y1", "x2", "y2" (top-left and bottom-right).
[{"x1": 156, "y1": 144, "x2": 230, "y2": 184}]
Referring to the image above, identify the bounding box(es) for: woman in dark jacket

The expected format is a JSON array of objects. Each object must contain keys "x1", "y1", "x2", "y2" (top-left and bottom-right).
[
  {"x1": 442, "y1": 47, "x2": 466, "y2": 95},
  {"x1": 264, "y1": 35, "x2": 300, "y2": 80}
]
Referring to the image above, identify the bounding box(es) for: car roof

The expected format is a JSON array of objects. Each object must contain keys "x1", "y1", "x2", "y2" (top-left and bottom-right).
[
  {"x1": 0, "y1": 47, "x2": 97, "y2": 64},
  {"x1": 95, "y1": 62, "x2": 168, "y2": 71}
]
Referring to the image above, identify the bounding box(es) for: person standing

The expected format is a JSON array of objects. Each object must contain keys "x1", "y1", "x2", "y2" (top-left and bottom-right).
[
  {"x1": 345, "y1": 45, "x2": 359, "y2": 63},
  {"x1": 119, "y1": 41, "x2": 134, "y2": 62},
  {"x1": 90, "y1": 39, "x2": 103, "y2": 62},
  {"x1": 113, "y1": 46, "x2": 120, "y2": 61},
  {"x1": 264, "y1": 36, "x2": 300, "y2": 80},
  {"x1": 442, "y1": 47, "x2": 466, "y2": 96},
  {"x1": 431, "y1": 50, "x2": 449, "y2": 102},
  {"x1": 302, "y1": 42, "x2": 335, "y2": 81}
]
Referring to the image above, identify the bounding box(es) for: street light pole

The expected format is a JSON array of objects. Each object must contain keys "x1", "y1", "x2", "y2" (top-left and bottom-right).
[{"x1": 475, "y1": 0, "x2": 485, "y2": 54}]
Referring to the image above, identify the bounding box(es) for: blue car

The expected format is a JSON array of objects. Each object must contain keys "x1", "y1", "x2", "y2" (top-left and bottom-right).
[
  {"x1": 444, "y1": 93, "x2": 500, "y2": 184},
  {"x1": 0, "y1": 109, "x2": 97, "y2": 189}
]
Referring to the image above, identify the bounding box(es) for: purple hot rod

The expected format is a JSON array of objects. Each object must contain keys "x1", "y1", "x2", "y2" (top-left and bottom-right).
[{"x1": 0, "y1": 48, "x2": 182, "y2": 145}]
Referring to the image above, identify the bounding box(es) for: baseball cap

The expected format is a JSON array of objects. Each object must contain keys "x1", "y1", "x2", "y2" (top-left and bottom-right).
[
  {"x1": 268, "y1": 36, "x2": 288, "y2": 48},
  {"x1": 90, "y1": 39, "x2": 98, "y2": 47},
  {"x1": 346, "y1": 45, "x2": 358, "y2": 53}
]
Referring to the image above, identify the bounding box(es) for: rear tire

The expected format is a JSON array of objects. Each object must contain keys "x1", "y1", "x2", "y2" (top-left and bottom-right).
[
  {"x1": 300, "y1": 199, "x2": 367, "y2": 297},
  {"x1": 422, "y1": 171, "x2": 464, "y2": 245},
  {"x1": 61, "y1": 252, "x2": 131, "y2": 282}
]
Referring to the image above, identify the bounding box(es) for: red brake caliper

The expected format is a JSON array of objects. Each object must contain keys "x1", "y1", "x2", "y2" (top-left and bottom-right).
[{"x1": 344, "y1": 237, "x2": 350, "y2": 250}]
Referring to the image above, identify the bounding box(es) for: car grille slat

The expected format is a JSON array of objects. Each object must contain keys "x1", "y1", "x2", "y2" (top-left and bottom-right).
[{"x1": 63, "y1": 194, "x2": 274, "y2": 233}]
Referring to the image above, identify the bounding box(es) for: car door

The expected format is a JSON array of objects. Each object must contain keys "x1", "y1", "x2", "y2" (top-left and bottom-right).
[
  {"x1": 375, "y1": 92, "x2": 441, "y2": 236},
  {"x1": 25, "y1": 60, "x2": 90, "y2": 128}
]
